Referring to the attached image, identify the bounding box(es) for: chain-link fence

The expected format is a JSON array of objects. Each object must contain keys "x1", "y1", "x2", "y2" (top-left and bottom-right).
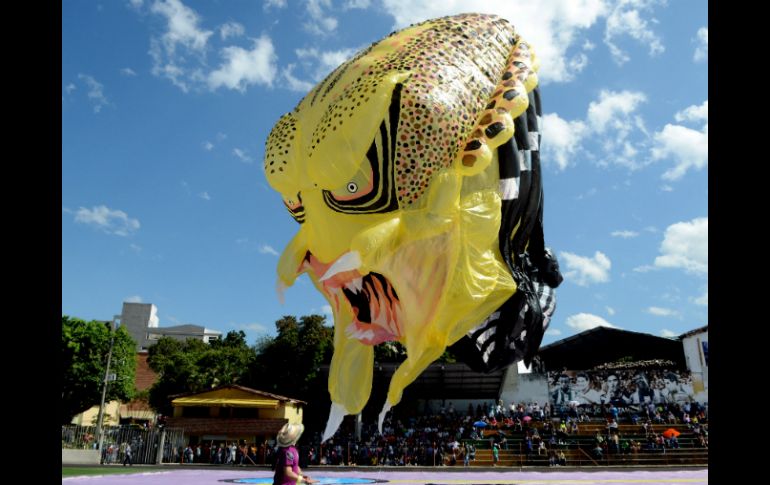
[{"x1": 62, "y1": 425, "x2": 186, "y2": 464}]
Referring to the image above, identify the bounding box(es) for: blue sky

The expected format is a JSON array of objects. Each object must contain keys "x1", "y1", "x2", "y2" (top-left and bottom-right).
[{"x1": 62, "y1": 0, "x2": 708, "y2": 347}]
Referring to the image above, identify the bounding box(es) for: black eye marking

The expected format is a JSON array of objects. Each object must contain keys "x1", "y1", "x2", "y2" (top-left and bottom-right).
[{"x1": 322, "y1": 84, "x2": 402, "y2": 214}]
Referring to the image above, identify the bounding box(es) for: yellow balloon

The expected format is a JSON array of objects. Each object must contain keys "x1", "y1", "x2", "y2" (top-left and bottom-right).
[{"x1": 264, "y1": 13, "x2": 562, "y2": 440}]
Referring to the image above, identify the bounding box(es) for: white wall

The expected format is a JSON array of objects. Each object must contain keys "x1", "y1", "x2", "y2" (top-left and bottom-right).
[
  {"x1": 499, "y1": 366, "x2": 550, "y2": 407},
  {"x1": 62, "y1": 449, "x2": 100, "y2": 465},
  {"x1": 682, "y1": 329, "x2": 708, "y2": 403},
  {"x1": 121, "y1": 302, "x2": 155, "y2": 350}
]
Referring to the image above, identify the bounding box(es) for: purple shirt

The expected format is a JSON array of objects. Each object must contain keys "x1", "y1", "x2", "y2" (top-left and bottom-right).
[{"x1": 273, "y1": 445, "x2": 300, "y2": 485}]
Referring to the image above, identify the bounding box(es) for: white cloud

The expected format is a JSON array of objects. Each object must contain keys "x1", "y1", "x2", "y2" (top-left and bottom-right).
[
  {"x1": 693, "y1": 27, "x2": 708, "y2": 62},
  {"x1": 545, "y1": 328, "x2": 562, "y2": 336},
  {"x1": 203, "y1": 141, "x2": 214, "y2": 151},
  {"x1": 121, "y1": 68, "x2": 137, "y2": 76},
  {"x1": 604, "y1": 0, "x2": 665, "y2": 65},
  {"x1": 575, "y1": 188, "x2": 598, "y2": 200},
  {"x1": 606, "y1": 306, "x2": 615, "y2": 316},
  {"x1": 233, "y1": 148, "x2": 253, "y2": 163},
  {"x1": 129, "y1": 0, "x2": 144, "y2": 9},
  {"x1": 611, "y1": 230, "x2": 639, "y2": 238},
  {"x1": 560, "y1": 250, "x2": 611, "y2": 286},
  {"x1": 660, "y1": 329, "x2": 677, "y2": 338},
  {"x1": 344, "y1": 0, "x2": 371, "y2": 8},
  {"x1": 633, "y1": 264, "x2": 655, "y2": 273},
  {"x1": 322, "y1": 304, "x2": 333, "y2": 316},
  {"x1": 129, "y1": 243, "x2": 142, "y2": 253},
  {"x1": 148, "y1": 0, "x2": 213, "y2": 91},
  {"x1": 565, "y1": 313, "x2": 619, "y2": 331},
  {"x1": 674, "y1": 100, "x2": 708, "y2": 125},
  {"x1": 647, "y1": 306, "x2": 679, "y2": 317},
  {"x1": 654, "y1": 217, "x2": 708, "y2": 275},
  {"x1": 653, "y1": 123, "x2": 708, "y2": 181},
  {"x1": 73, "y1": 205, "x2": 141, "y2": 236},
  {"x1": 239, "y1": 322, "x2": 269, "y2": 334},
  {"x1": 694, "y1": 291, "x2": 708, "y2": 306},
  {"x1": 541, "y1": 113, "x2": 587, "y2": 170},
  {"x1": 208, "y1": 35, "x2": 278, "y2": 91},
  {"x1": 587, "y1": 90, "x2": 647, "y2": 134},
  {"x1": 568, "y1": 52, "x2": 589, "y2": 73},
  {"x1": 545, "y1": 90, "x2": 647, "y2": 170},
  {"x1": 259, "y1": 244, "x2": 279, "y2": 256},
  {"x1": 125, "y1": 295, "x2": 143, "y2": 303},
  {"x1": 65, "y1": 83, "x2": 76, "y2": 94},
  {"x1": 653, "y1": 102, "x2": 708, "y2": 180},
  {"x1": 151, "y1": 0, "x2": 211, "y2": 52},
  {"x1": 77, "y1": 74, "x2": 109, "y2": 113},
  {"x1": 379, "y1": 0, "x2": 608, "y2": 83},
  {"x1": 264, "y1": 0, "x2": 288, "y2": 9},
  {"x1": 199, "y1": 191, "x2": 211, "y2": 200},
  {"x1": 305, "y1": 0, "x2": 338, "y2": 35},
  {"x1": 219, "y1": 21, "x2": 245, "y2": 40},
  {"x1": 282, "y1": 64, "x2": 315, "y2": 92},
  {"x1": 295, "y1": 47, "x2": 359, "y2": 81}
]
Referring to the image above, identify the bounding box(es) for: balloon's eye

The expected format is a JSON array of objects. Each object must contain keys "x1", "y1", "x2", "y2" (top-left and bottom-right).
[{"x1": 347, "y1": 182, "x2": 358, "y2": 193}]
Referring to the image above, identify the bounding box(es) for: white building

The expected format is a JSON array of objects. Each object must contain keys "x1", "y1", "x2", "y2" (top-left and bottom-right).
[
  {"x1": 121, "y1": 302, "x2": 222, "y2": 351},
  {"x1": 679, "y1": 325, "x2": 708, "y2": 403}
]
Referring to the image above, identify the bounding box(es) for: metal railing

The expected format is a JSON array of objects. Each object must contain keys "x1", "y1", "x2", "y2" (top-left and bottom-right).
[{"x1": 62, "y1": 425, "x2": 186, "y2": 464}]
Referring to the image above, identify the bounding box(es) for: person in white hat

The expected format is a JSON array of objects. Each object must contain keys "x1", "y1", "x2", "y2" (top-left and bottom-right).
[{"x1": 273, "y1": 423, "x2": 316, "y2": 485}]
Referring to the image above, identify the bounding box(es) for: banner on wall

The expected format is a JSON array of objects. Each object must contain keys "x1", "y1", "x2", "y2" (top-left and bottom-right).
[{"x1": 546, "y1": 368, "x2": 696, "y2": 408}]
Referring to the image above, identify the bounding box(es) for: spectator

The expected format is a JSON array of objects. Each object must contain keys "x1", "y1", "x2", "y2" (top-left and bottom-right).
[{"x1": 122, "y1": 443, "x2": 133, "y2": 466}]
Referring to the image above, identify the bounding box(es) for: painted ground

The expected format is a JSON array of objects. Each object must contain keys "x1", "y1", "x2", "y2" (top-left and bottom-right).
[{"x1": 62, "y1": 467, "x2": 707, "y2": 484}]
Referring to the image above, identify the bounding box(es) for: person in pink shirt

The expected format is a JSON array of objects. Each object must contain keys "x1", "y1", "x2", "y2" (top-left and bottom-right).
[{"x1": 273, "y1": 423, "x2": 316, "y2": 485}]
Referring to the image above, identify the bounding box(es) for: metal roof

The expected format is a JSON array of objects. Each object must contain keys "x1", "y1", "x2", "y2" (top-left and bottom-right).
[{"x1": 536, "y1": 326, "x2": 686, "y2": 371}]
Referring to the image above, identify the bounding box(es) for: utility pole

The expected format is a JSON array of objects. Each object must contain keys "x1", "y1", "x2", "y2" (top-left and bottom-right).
[{"x1": 96, "y1": 315, "x2": 121, "y2": 460}]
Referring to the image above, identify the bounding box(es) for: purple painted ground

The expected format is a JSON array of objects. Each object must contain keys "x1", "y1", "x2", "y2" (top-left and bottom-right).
[{"x1": 63, "y1": 467, "x2": 707, "y2": 485}]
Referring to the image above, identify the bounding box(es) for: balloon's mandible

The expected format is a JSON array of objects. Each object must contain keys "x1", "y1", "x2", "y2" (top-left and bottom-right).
[{"x1": 263, "y1": 13, "x2": 563, "y2": 441}]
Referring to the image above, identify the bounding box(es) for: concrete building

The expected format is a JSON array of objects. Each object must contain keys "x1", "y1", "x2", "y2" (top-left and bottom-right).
[
  {"x1": 70, "y1": 303, "x2": 222, "y2": 427},
  {"x1": 120, "y1": 302, "x2": 222, "y2": 351},
  {"x1": 679, "y1": 325, "x2": 708, "y2": 403}
]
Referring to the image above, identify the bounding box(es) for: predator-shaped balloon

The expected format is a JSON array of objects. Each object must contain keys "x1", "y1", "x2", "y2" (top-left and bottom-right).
[{"x1": 263, "y1": 13, "x2": 563, "y2": 440}]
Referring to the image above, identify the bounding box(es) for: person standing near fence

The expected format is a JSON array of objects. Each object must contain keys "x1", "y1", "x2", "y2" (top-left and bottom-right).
[{"x1": 122, "y1": 443, "x2": 132, "y2": 466}]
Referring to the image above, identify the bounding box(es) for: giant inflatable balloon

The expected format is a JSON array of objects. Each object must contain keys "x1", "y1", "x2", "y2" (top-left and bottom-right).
[{"x1": 263, "y1": 13, "x2": 563, "y2": 441}]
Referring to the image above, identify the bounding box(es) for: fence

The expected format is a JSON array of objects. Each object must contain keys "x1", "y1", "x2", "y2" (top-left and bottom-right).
[{"x1": 62, "y1": 425, "x2": 186, "y2": 464}]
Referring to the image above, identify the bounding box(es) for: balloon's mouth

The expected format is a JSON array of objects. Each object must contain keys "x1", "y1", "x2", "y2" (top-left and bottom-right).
[
  {"x1": 302, "y1": 251, "x2": 403, "y2": 345},
  {"x1": 340, "y1": 271, "x2": 403, "y2": 344}
]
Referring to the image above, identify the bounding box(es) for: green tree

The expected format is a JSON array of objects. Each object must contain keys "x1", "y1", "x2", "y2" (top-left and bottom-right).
[
  {"x1": 61, "y1": 316, "x2": 136, "y2": 424},
  {"x1": 200, "y1": 330, "x2": 256, "y2": 386},
  {"x1": 296, "y1": 315, "x2": 333, "y2": 386},
  {"x1": 146, "y1": 331, "x2": 257, "y2": 416}
]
